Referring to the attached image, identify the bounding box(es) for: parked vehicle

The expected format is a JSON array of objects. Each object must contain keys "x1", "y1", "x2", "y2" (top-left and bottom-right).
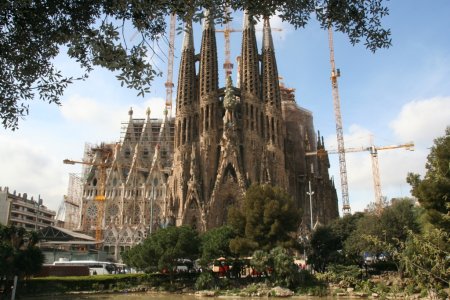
[{"x1": 53, "y1": 260, "x2": 117, "y2": 275}]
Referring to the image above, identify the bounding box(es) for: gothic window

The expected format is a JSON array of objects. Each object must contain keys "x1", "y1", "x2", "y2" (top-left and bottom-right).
[
  {"x1": 87, "y1": 204, "x2": 98, "y2": 218},
  {"x1": 177, "y1": 120, "x2": 181, "y2": 147},
  {"x1": 200, "y1": 108, "x2": 204, "y2": 134},
  {"x1": 250, "y1": 105, "x2": 254, "y2": 130},
  {"x1": 107, "y1": 204, "x2": 119, "y2": 217},
  {"x1": 93, "y1": 178, "x2": 97, "y2": 186},
  {"x1": 194, "y1": 114, "x2": 199, "y2": 138},
  {"x1": 271, "y1": 117, "x2": 275, "y2": 143},
  {"x1": 277, "y1": 120, "x2": 281, "y2": 146},
  {"x1": 211, "y1": 103, "x2": 215, "y2": 129},
  {"x1": 189, "y1": 200, "x2": 197, "y2": 210},
  {"x1": 205, "y1": 105, "x2": 209, "y2": 131},
  {"x1": 182, "y1": 118, "x2": 186, "y2": 144},
  {"x1": 191, "y1": 216, "x2": 197, "y2": 230},
  {"x1": 188, "y1": 116, "x2": 192, "y2": 143},
  {"x1": 260, "y1": 112, "x2": 265, "y2": 138}
]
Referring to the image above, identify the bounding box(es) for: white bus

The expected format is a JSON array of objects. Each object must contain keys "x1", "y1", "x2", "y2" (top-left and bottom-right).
[{"x1": 53, "y1": 260, "x2": 117, "y2": 275}]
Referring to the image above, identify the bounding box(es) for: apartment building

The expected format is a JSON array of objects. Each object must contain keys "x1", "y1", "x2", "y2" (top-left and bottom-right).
[{"x1": 0, "y1": 186, "x2": 56, "y2": 230}]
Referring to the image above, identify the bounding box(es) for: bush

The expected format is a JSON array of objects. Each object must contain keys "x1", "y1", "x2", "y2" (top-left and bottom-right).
[
  {"x1": 370, "y1": 260, "x2": 398, "y2": 273},
  {"x1": 321, "y1": 264, "x2": 362, "y2": 287},
  {"x1": 19, "y1": 274, "x2": 145, "y2": 295},
  {"x1": 241, "y1": 283, "x2": 260, "y2": 295},
  {"x1": 195, "y1": 272, "x2": 217, "y2": 290},
  {"x1": 296, "y1": 285, "x2": 328, "y2": 296},
  {"x1": 355, "y1": 279, "x2": 374, "y2": 294}
]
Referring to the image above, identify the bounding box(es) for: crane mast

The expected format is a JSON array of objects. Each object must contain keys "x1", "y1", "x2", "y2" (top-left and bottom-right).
[
  {"x1": 307, "y1": 140, "x2": 414, "y2": 213},
  {"x1": 63, "y1": 145, "x2": 112, "y2": 245},
  {"x1": 216, "y1": 11, "x2": 282, "y2": 79},
  {"x1": 369, "y1": 140, "x2": 414, "y2": 213},
  {"x1": 165, "y1": 14, "x2": 176, "y2": 117},
  {"x1": 328, "y1": 25, "x2": 351, "y2": 215},
  {"x1": 223, "y1": 7, "x2": 233, "y2": 77}
]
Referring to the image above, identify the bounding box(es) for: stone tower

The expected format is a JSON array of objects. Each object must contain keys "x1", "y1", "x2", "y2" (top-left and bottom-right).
[
  {"x1": 78, "y1": 12, "x2": 338, "y2": 255},
  {"x1": 79, "y1": 108, "x2": 175, "y2": 260},
  {"x1": 166, "y1": 12, "x2": 338, "y2": 231}
]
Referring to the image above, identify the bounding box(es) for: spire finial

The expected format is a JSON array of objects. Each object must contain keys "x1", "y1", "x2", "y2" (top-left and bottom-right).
[
  {"x1": 146, "y1": 107, "x2": 151, "y2": 118},
  {"x1": 182, "y1": 19, "x2": 194, "y2": 50},
  {"x1": 243, "y1": 10, "x2": 254, "y2": 29},
  {"x1": 317, "y1": 130, "x2": 322, "y2": 147},
  {"x1": 202, "y1": 9, "x2": 215, "y2": 30},
  {"x1": 262, "y1": 16, "x2": 274, "y2": 50}
]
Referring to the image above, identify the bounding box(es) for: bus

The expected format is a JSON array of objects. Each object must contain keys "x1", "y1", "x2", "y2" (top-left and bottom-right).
[{"x1": 53, "y1": 260, "x2": 117, "y2": 275}]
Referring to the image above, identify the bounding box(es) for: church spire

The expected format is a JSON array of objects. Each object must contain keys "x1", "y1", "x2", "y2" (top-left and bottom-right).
[
  {"x1": 202, "y1": 9, "x2": 214, "y2": 30},
  {"x1": 182, "y1": 20, "x2": 194, "y2": 51},
  {"x1": 261, "y1": 16, "x2": 282, "y2": 144},
  {"x1": 262, "y1": 17, "x2": 275, "y2": 50},
  {"x1": 240, "y1": 11, "x2": 260, "y2": 97},
  {"x1": 175, "y1": 19, "x2": 196, "y2": 148},
  {"x1": 261, "y1": 16, "x2": 280, "y2": 107},
  {"x1": 199, "y1": 9, "x2": 219, "y2": 97}
]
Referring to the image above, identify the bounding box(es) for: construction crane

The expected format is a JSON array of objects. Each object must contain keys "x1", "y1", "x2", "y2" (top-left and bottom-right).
[
  {"x1": 129, "y1": 14, "x2": 176, "y2": 117},
  {"x1": 63, "y1": 145, "x2": 112, "y2": 243},
  {"x1": 216, "y1": 10, "x2": 282, "y2": 78},
  {"x1": 310, "y1": 140, "x2": 414, "y2": 213},
  {"x1": 165, "y1": 14, "x2": 176, "y2": 117},
  {"x1": 328, "y1": 24, "x2": 351, "y2": 215}
]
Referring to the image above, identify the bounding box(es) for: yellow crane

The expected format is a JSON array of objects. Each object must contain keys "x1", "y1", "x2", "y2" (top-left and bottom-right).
[
  {"x1": 216, "y1": 9, "x2": 282, "y2": 78},
  {"x1": 63, "y1": 145, "x2": 112, "y2": 243},
  {"x1": 130, "y1": 14, "x2": 176, "y2": 117},
  {"x1": 165, "y1": 14, "x2": 176, "y2": 117},
  {"x1": 328, "y1": 24, "x2": 351, "y2": 215},
  {"x1": 310, "y1": 140, "x2": 414, "y2": 213}
]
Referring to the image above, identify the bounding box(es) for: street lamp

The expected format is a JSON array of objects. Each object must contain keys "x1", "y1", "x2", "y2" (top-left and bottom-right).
[
  {"x1": 149, "y1": 177, "x2": 158, "y2": 235},
  {"x1": 35, "y1": 196, "x2": 42, "y2": 230},
  {"x1": 306, "y1": 181, "x2": 314, "y2": 231}
]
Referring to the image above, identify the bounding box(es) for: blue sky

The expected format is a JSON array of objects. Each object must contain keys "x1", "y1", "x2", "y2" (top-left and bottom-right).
[{"x1": 1, "y1": 0, "x2": 449, "y2": 215}]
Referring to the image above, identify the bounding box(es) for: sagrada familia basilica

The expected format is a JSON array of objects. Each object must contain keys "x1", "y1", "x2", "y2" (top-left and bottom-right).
[{"x1": 68, "y1": 12, "x2": 339, "y2": 260}]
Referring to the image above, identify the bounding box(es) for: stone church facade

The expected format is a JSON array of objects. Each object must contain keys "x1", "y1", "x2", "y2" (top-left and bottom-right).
[
  {"x1": 75, "y1": 12, "x2": 338, "y2": 260},
  {"x1": 164, "y1": 12, "x2": 339, "y2": 231},
  {"x1": 78, "y1": 109, "x2": 175, "y2": 259}
]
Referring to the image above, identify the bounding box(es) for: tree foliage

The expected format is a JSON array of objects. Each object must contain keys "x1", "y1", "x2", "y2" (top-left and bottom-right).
[
  {"x1": 1, "y1": 0, "x2": 391, "y2": 130},
  {"x1": 399, "y1": 228, "x2": 449, "y2": 299},
  {"x1": 344, "y1": 198, "x2": 420, "y2": 262},
  {"x1": 122, "y1": 225, "x2": 199, "y2": 276},
  {"x1": 304, "y1": 212, "x2": 364, "y2": 269},
  {"x1": 228, "y1": 184, "x2": 301, "y2": 255},
  {"x1": 250, "y1": 247, "x2": 299, "y2": 288},
  {"x1": 199, "y1": 225, "x2": 236, "y2": 265},
  {"x1": 0, "y1": 225, "x2": 44, "y2": 290},
  {"x1": 407, "y1": 127, "x2": 450, "y2": 231},
  {"x1": 307, "y1": 225, "x2": 342, "y2": 272}
]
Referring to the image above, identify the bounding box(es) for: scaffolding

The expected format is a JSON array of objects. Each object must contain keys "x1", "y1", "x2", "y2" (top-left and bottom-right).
[
  {"x1": 120, "y1": 118, "x2": 176, "y2": 169},
  {"x1": 58, "y1": 173, "x2": 83, "y2": 230}
]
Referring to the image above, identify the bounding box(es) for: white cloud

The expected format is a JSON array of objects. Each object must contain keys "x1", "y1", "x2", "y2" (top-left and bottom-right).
[
  {"x1": 0, "y1": 135, "x2": 68, "y2": 211},
  {"x1": 255, "y1": 14, "x2": 292, "y2": 43},
  {"x1": 390, "y1": 96, "x2": 450, "y2": 147},
  {"x1": 59, "y1": 94, "x2": 168, "y2": 140},
  {"x1": 326, "y1": 97, "x2": 450, "y2": 213},
  {"x1": 0, "y1": 94, "x2": 169, "y2": 213},
  {"x1": 134, "y1": 97, "x2": 168, "y2": 119},
  {"x1": 60, "y1": 94, "x2": 104, "y2": 122}
]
